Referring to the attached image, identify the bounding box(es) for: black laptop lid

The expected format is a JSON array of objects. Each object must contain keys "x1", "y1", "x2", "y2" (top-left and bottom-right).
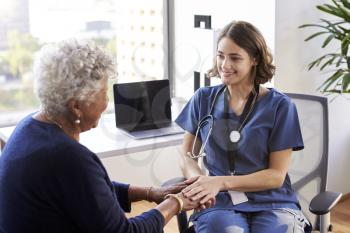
[{"x1": 113, "y1": 80, "x2": 172, "y2": 131}]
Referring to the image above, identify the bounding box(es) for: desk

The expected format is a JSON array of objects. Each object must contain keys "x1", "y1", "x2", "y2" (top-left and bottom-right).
[{"x1": 0, "y1": 114, "x2": 184, "y2": 158}]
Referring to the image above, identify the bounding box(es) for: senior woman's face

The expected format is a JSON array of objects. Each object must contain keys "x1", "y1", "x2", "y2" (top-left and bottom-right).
[{"x1": 79, "y1": 78, "x2": 109, "y2": 132}]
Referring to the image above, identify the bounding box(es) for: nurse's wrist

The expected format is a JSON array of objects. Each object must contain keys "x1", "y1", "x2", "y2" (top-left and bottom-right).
[
  {"x1": 220, "y1": 176, "x2": 234, "y2": 191},
  {"x1": 217, "y1": 176, "x2": 229, "y2": 191}
]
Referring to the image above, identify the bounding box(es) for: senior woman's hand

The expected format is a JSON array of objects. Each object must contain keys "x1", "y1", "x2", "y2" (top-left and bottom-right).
[
  {"x1": 177, "y1": 191, "x2": 202, "y2": 211},
  {"x1": 149, "y1": 182, "x2": 187, "y2": 204}
]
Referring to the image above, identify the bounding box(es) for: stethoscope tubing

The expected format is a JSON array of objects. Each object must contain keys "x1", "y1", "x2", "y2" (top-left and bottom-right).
[{"x1": 187, "y1": 85, "x2": 226, "y2": 159}]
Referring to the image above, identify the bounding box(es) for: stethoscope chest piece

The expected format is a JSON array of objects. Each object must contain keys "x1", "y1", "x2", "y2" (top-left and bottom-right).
[{"x1": 229, "y1": 130, "x2": 241, "y2": 143}]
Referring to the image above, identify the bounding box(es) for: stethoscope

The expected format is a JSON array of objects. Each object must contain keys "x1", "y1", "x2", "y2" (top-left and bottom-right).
[
  {"x1": 186, "y1": 85, "x2": 226, "y2": 159},
  {"x1": 187, "y1": 84, "x2": 259, "y2": 159}
]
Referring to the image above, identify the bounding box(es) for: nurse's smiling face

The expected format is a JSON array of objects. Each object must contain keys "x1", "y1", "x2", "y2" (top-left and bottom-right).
[{"x1": 216, "y1": 37, "x2": 256, "y2": 87}]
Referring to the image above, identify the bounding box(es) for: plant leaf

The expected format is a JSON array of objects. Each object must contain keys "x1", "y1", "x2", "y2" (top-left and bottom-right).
[
  {"x1": 319, "y1": 3, "x2": 350, "y2": 22},
  {"x1": 308, "y1": 55, "x2": 328, "y2": 70},
  {"x1": 320, "y1": 19, "x2": 348, "y2": 41},
  {"x1": 305, "y1": 31, "x2": 330, "y2": 41},
  {"x1": 317, "y1": 5, "x2": 342, "y2": 18},
  {"x1": 341, "y1": 35, "x2": 350, "y2": 55},
  {"x1": 308, "y1": 60, "x2": 319, "y2": 70},
  {"x1": 322, "y1": 34, "x2": 335, "y2": 47},
  {"x1": 331, "y1": 0, "x2": 350, "y2": 22},
  {"x1": 320, "y1": 18, "x2": 343, "y2": 35},
  {"x1": 298, "y1": 24, "x2": 332, "y2": 31},
  {"x1": 340, "y1": 0, "x2": 350, "y2": 10},
  {"x1": 320, "y1": 56, "x2": 337, "y2": 70},
  {"x1": 342, "y1": 72, "x2": 350, "y2": 91},
  {"x1": 308, "y1": 59, "x2": 321, "y2": 70},
  {"x1": 336, "y1": 56, "x2": 344, "y2": 67},
  {"x1": 319, "y1": 69, "x2": 344, "y2": 92},
  {"x1": 338, "y1": 25, "x2": 350, "y2": 34},
  {"x1": 308, "y1": 54, "x2": 340, "y2": 70},
  {"x1": 326, "y1": 89, "x2": 342, "y2": 93},
  {"x1": 318, "y1": 3, "x2": 350, "y2": 22}
]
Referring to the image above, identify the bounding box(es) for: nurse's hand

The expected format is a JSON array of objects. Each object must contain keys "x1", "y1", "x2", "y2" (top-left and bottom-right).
[
  {"x1": 182, "y1": 176, "x2": 222, "y2": 205},
  {"x1": 194, "y1": 197, "x2": 216, "y2": 211}
]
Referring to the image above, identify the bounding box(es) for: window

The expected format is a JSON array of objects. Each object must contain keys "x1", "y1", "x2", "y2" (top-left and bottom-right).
[
  {"x1": 115, "y1": 0, "x2": 168, "y2": 83},
  {"x1": 0, "y1": 0, "x2": 168, "y2": 127}
]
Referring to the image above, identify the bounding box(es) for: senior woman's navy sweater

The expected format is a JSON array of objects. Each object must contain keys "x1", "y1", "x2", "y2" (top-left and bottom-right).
[{"x1": 0, "y1": 114, "x2": 164, "y2": 233}]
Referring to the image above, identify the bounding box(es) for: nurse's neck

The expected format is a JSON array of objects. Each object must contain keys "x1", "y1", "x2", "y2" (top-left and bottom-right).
[{"x1": 227, "y1": 83, "x2": 254, "y2": 102}]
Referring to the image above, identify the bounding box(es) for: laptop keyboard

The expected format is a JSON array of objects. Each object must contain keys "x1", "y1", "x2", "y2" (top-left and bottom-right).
[{"x1": 128, "y1": 123, "x2": 184, "y2": 139}]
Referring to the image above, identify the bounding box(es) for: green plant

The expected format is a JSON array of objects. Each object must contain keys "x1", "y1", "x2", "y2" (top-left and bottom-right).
[{"x1": 299, "y1": 0, "x2": 350, "y2": 94}]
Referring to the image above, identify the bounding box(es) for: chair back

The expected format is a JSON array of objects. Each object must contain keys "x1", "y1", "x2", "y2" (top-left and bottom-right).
[{"x1": 286, "y1": 93, "x2": 329, "y2": 227}]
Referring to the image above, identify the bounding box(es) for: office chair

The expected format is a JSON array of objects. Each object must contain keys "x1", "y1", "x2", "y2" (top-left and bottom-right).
[{"x1": 163, "y1": 93, "x2": 342, "y2": 233}]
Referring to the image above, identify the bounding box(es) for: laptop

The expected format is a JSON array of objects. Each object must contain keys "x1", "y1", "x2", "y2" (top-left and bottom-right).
[{"x1": 113, "y1": 80, "x2": 184, "y2": 139}]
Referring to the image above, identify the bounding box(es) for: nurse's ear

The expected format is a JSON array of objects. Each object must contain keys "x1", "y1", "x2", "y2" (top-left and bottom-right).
[{"x1": 251, "y1": 57, "x2": 258, "y2": 66}]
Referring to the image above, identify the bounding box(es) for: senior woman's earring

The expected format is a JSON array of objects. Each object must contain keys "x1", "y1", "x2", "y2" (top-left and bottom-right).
[{"x1": 75, "y1": 118, "x2": 80, "y2": 124}]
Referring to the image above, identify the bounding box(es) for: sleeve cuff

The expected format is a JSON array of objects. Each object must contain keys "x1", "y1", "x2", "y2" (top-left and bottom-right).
[{"x1": 112, "y1": 181, "x2": 131, "y2": 212}]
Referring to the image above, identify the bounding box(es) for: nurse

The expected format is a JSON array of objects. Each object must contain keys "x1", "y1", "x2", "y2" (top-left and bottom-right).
[{"x1": 175, "y1": 21, "x2": 309, "y2": 233}]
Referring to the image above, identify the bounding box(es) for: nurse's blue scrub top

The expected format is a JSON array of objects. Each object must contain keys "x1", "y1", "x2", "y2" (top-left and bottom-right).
[{"x1": 175, "y1": 85, "x2": 304, "y2": 219}]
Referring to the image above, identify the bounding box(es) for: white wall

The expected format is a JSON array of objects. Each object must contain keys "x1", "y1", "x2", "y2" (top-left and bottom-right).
[
  {"x1": 102, "y1": 146, "x2": 183, "y2": 187},
  {"x1": 275, "y1": 0, "x2": 350, "y2": 194}
]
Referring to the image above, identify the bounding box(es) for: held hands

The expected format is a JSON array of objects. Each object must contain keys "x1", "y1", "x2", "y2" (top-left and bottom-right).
[
  {"x1": 148, "y1": 182, "x2": 187, "y2": 204},
  {"x1": 176, "y1": 192, "x2": 201, "y2": 212},
  {"x1": 149, "y1": 180, "x2": 215, "y2": 212},
  {"x1": 165, "y1": 191, "x2": 213, "y2": 214},
  {"x1": 182, "y1": 176, "x2": 221, "y2": 206}
]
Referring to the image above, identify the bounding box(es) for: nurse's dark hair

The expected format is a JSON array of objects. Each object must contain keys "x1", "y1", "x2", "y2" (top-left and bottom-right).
[{"x1": 207, "y1": 21, "x2": 275, "y2": 84}]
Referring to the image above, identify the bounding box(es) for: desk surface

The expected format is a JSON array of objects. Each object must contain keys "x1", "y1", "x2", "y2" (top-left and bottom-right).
[{"x1": 0, "y1": 114, "x2": 184, "y2": 159}]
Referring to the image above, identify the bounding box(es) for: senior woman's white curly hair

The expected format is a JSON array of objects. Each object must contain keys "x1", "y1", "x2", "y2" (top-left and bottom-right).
[{"x1": 34, "y1": 39, "x2": 116, "y2": 117}]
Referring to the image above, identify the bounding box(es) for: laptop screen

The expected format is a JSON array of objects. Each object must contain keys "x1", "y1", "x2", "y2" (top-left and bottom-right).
[{"x1": 113, "y1": 80, "x2": 172, "y2": 131}]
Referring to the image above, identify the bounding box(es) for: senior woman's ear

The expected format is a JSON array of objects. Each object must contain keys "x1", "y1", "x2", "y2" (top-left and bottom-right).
[{"x1": 67, "y1": 98, "x2": 83, "y2": 123}]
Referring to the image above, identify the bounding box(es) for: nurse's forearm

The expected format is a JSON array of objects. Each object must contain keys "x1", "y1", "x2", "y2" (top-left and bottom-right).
[
  {"x1": 180, "y1": 133, "x2": 205, "y2": 178},
  {"x1": 220, "y1": 168, "x2": 286, "y2": 192},
  {"x1": 180, "y1": 154, "x2": 205, "y2": 178}
]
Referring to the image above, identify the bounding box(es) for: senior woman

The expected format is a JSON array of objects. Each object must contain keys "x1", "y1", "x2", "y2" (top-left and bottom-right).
[{"x1": 0, "y1": 40, "x2": 199, "y2": 233}]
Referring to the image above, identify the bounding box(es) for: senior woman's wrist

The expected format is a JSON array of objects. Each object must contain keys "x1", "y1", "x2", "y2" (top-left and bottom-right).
[
  {"x1": 128, "y1": 185, "x2": 155, "y2": 202},
  {"x1": 164, "y1": 194, "x2": 183, "y2": 214},
  {"x1": 155, "y1": 195, "x2": 183, "y2": 224},
  {"x1": 146, "y1": 186, "x2": 154, "y2": 202}
]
